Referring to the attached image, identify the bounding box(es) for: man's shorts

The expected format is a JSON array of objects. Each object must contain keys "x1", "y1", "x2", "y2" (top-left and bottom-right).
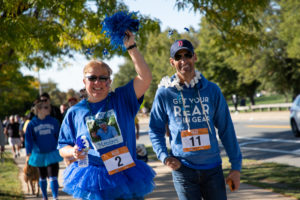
[{"x1": 8, "y1": 137, "x2": 21, "y2": 146}]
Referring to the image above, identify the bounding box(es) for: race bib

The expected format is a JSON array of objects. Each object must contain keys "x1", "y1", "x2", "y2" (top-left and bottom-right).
[
  {"x1": 181, "y1": 128, "x2": 211, "y2": 152},
  {"x1": 101, "y1": 146, "x2": 135, "y2": 175}
]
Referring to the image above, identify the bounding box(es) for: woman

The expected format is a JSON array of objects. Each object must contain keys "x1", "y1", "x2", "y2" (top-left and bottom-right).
[
  {"x1": 25, "y1": 99, "x2": 63, "y2": 200},
  {"x1": 58, "y1": 31, "x2": 155, "y2": 200}
]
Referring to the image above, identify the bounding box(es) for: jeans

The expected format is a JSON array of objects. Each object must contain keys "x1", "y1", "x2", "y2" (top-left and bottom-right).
[{"x1": 172, "y1": 164, "x2": 227, "y2": 200}]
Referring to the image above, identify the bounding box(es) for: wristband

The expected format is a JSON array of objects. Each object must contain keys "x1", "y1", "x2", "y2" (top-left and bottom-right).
[{"x1": 126, "y1": 43, "x2": 137, "y2": 50}]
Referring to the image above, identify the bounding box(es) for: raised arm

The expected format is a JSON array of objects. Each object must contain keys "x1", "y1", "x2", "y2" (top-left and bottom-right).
[{"x1": 124, "y1": 31, "x2": 152, "y2": 99}]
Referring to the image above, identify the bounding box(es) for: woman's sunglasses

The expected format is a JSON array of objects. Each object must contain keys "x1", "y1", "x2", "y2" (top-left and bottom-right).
[
  {"x1": 39, "y1": 106, "x2": 49, "y2": 110},
  {"x1": 174, "y1": 52, "x2": 193, "y2": 61},
  {"x1": 85, "y1": 75, "x2": 110, "y2": 82}
]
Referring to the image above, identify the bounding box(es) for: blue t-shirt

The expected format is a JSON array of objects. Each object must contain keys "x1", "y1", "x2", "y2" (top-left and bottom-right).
[
  {"x1": 96, "y1": 125, "x2": 118, "y2": 141},
  {"x1": 58, "y1": 80, "x2": 143, "y2": 166},
  {"x1": 25, "y1": 115, "x2": 60, "y2": 154}
]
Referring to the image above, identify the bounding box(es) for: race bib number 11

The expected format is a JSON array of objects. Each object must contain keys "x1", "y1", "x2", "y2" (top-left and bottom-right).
[
  {"x1": 101, "y1": 146, "x2": 135, "y2": 175},
  {"x1": 181, "y1": 128, "x2": 211, "y2": 152}
]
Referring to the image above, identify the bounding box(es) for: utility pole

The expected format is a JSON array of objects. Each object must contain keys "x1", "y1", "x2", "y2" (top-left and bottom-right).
[{"x1": 34, "y1": 66, "x2": 42, "y2": 95}]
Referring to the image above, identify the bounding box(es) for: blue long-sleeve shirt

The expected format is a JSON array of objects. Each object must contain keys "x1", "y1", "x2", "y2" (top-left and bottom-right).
[
  {"x1": 149, "y1": 73, "x2": 242, "y2": 171},
  {"x1": 25, "y1": 116, "x2": 60, "y2": 154}
]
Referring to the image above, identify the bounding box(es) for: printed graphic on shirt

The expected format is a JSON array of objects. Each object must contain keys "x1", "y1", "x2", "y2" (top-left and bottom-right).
[
  {"x1": 34, "y1": 124, "x2": 54, "y2": 135},
  {"x1": 85, "y1": 109, "x2": 123, "y2": 150},
  {"x1": 173, "y1": 96, "x2": 210, "y2": 124}
]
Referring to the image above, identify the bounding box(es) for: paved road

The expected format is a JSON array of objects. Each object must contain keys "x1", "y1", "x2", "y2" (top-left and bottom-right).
[
  {"x1": 12, "y1": 111, "x2": 298, "y2": 199},
  {"x1": 138, "y1": 111, "x2": 300, "y2": 168}
]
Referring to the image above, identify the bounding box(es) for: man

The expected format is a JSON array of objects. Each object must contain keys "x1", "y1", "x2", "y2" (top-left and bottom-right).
[
  {"x1": 149, "y1": 39, "x2": 242, "y2": 200},
  {"x1": 4, "y1": 115, "x2": 22, "y2": 158},
  {"x1": 40, "y1": 93, "x2": 63, "y2": 124}
]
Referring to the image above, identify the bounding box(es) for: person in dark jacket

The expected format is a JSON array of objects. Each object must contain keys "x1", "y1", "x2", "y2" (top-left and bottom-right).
[{"x1": 40, "y1": 93, "x2": 63, "y2": 124}]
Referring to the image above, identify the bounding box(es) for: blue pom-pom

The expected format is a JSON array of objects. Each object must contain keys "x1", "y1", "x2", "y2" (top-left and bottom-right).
[
  {"x1": 103, "y1": 48, "x2": 109, "y2": 56},
  {"x1": 85, "y1": 48, "x2": 94, "y2": 55},
  {"x1": 184, "y1": 27, "x2": 190, "y2": 32},
  {"x1": 168, "y1": 30, "x2": 174, "y2": 38},
  {"x1": 102, "y1": 11, "x2": 140, "y2": 51},
  {"x1": 76, "y1": 136, "x2": 89, "y2": 151}
]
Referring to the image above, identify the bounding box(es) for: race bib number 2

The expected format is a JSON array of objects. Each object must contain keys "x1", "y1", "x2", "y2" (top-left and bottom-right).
[
  {"x1": 181, "y1": 128, "x2": 211, "y2": 152},
  {"x1": 101, "y1": 146, "x2": 135, "y2": 175}
]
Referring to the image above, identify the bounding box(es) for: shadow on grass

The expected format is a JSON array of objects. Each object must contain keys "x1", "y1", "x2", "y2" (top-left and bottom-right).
[
  {"x1": 223, "y1": 159, "x2": 300, "y2": 200},
  {"x1": 0, "y1": 192, "x2": 23, "y2": 200}
]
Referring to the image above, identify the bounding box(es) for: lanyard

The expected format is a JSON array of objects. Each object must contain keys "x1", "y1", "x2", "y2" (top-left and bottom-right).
[{"x1": 179, "y1": 88, "x2": 212, "y2": 134}]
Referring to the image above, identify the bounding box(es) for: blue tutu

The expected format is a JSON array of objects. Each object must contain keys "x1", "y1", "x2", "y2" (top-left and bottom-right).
[
  {"x1": 29, "y1": 150, "x2": 63, "y2": 167},
  {"x1": 62, "y1": 159, "x2": 156, "y2": 200}
]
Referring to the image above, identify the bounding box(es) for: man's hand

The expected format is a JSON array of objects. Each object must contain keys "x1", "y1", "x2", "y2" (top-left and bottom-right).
[
  {"x1": 165, "y1": 157, "x2": 181, "y2": 171},
  {"x1": 226, "y1": 170, "x2": 241, "y2": 192}
]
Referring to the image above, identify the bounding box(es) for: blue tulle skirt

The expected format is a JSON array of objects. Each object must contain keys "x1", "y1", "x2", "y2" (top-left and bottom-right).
[
  {"x1": 62, "y1": 160, "x2": 156, "y2": 200},
  {"x1": 29, "y1": 150, "x2": 63, "y2": 167}
]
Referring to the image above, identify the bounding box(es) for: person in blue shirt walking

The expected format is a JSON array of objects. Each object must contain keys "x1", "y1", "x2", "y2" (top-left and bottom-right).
[
  {"x1": 149, "y1": 39, "x2": 242, "y2": 200},
  {"x1": 57, "y1": 31, "x2": 155, "y2": 200},
  {"x1": 25, "y1": 99, "x2": 63, "y2": 200}
]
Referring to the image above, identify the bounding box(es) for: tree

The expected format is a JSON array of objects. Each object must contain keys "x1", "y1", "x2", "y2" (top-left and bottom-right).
[
  {"x1": 277, "y1": 0, "x2": 300, "y2": 59},
  {"x1": 257, "y1": 0, "x2": 300, "y2": 101},
  {"x1": 0, "y1": 0, "x2": 160, "y2": 71},
  {"x1": 111, "y1": 61, "x2": 137, "y2": 89},
  {"x1": 0, "y1": 0, "x2": 160, "y2": 117},
  {"x1": 195, "y1": 19, "x2": 238, "y2": 98},
  {"x1": 175, "y1": 0, "x2": 270, "y2": 50},
  {"x1": 40, "y1": 80, "x2": 81, "y2": 106},
  {"x1": 0, "y1": 67, "x2": 38, "y2": 119}
]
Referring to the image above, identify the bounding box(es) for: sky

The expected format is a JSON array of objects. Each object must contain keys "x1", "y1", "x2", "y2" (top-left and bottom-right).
[{"x1": 21, "y1": 0, "x2": 201, "y2": 92}]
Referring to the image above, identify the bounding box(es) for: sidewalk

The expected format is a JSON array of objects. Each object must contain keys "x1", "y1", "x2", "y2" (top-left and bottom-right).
[
  {"x1": 10, "y1": 111, "x2": 296, "y2": 200},
  {"x1": 12, "y1": 146, "x2": 296, "y2": 200}
]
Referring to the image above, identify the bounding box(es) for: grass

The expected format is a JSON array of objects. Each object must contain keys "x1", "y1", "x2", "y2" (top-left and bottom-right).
[
  {"x1": 254, "y1": 94, "x2": 291, "y2": 105},
  {"x1": 0, "y1": 152, "x2": 23, "y2": 200},
  {"x1": 227, "y1": 93, "x2": 292, "y2": 107},
  {"x1": 146, "y1": 147, "x2": 300, "y2": 200},
  {"x1": 222, "y1": 158, "x2": 300, "y2": 200}
]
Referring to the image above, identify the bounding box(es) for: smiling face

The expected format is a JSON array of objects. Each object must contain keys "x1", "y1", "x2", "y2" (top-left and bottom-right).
[
  {"x1": 83, "y1": 61, "x2": 112, "y2": 103},
  {"x1": 170, "y1": 49, "x2": 197, "y2": 83}
]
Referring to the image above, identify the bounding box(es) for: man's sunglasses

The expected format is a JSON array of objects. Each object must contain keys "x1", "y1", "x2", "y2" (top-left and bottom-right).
[
  {"x1": 85, "y1": 75, "x2": 110, "y2": 82},
  {"x1": 174, "y1": 52, "x2": 193, "y2": 61}
]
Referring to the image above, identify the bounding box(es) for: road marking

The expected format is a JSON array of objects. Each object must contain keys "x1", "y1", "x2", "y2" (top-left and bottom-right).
[
  {"x1": 239, "y1": 140, "x2": 265, "y2": 146},
  {"x1": 292, "y1": 149, "x2": 300, "y2": 154},
  {"x1": 233, "y1": 136, "x2": 300, "y2": 155},
  {"x1": 247, "y1": 125, "x2": 291, "y2": 129},
  {"x1": 240, "y1": 146, "x2": 300, "y2": 155},
  {"x1": 237, "y1": 136, "x2": 300, "y2": 144}
]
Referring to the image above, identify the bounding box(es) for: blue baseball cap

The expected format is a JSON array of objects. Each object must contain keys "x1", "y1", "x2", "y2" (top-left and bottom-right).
[{"x1": 170, "y1": 39, "x2": 194, "y2": 58}]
